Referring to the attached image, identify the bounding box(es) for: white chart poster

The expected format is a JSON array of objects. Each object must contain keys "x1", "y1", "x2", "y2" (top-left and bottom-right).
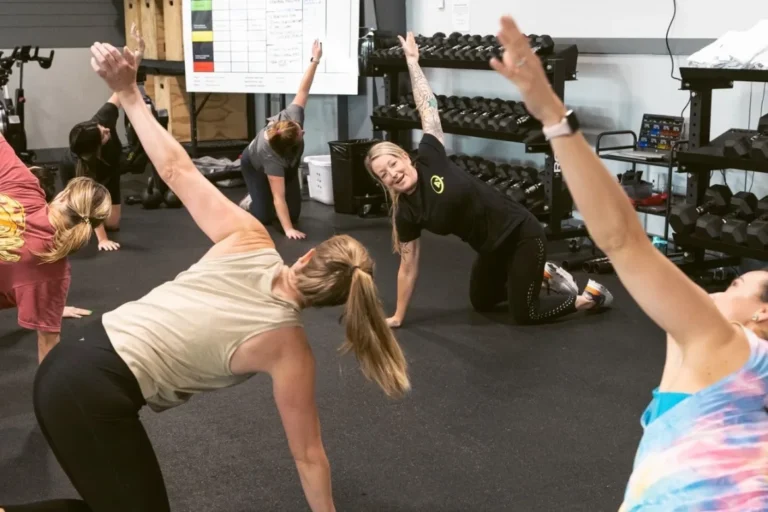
[{"x1": 183, "y1": 0, "x2": 360, "y2": 95}]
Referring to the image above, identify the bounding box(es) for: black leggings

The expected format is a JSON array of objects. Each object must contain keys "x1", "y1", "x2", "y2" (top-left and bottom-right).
[
  {"x1": 469, "y1": 218, "x2": 577, "y2": 324},
  {"x1": 2, "y1": 323, "x2": 170, "y2": 512}
]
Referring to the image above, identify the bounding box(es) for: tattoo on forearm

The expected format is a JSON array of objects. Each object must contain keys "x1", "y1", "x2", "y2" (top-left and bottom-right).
[{"x1": 407, "y1": 61, "x2": 444, "y2": 141}]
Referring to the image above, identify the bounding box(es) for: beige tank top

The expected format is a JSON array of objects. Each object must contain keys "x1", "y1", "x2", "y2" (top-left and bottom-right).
[{"x1": 102, "y1": 248, "x2": 302, "y2": 412}]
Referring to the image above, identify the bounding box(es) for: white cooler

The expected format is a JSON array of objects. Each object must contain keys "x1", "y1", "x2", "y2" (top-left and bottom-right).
[{"x1": 303, "y1": 155, "x2": 334, "y2": 205}]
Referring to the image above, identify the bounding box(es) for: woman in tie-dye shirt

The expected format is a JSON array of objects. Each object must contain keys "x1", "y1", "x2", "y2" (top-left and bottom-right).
[{"x1": 489, "y1": 14, "x2": 768, "y2": 512}]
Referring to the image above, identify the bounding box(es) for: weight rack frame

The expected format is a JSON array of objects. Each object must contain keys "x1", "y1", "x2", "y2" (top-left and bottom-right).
[
  {"x1": 364, "y1": 45, "x2": 587, "y2": 241},
  {"x1": 672, "y1": 67, "x2": 768, "y2": 269}
]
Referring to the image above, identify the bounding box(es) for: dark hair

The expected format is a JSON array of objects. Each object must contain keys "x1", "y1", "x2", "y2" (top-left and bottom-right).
[
  {"x1": 266, "y1": 120, "x2": 302, "y2": 159},
  {"x1": 69, "y1": 121, "x2": 104, "y2": 177},
  {"x1": 30, "y1": 166, "x2": 57, "y2": 202}
]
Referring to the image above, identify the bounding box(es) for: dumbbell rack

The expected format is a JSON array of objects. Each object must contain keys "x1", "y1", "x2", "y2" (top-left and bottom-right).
[
  {"x1": 673, "y1": 67, "x2": 768, "y2": 266},
  {"x1": 365, "y1": 43, "x2": 586, "y2": 241}
]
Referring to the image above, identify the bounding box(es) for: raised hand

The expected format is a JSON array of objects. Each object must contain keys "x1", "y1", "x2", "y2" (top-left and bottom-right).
[
  {"x1": 130, "y1": 22, "x2": 146, "y2": 65},
  {"x1": 90, "y1": 42, "x2": 138, "y2": 93},
  {"x1": 312, "y1": 39, "x2": 323, "y2": 61},
  {"x1": 398, "y1": 32, "x2": 419, "y2": 62},
  {"x1": 489, "y1": 16, "x2": 566, "y2": 126}
]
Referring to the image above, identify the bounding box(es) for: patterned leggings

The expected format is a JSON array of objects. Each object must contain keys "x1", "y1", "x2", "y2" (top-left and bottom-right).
[{"x1": 469, "y1": 220, "x2": 578, "y2": 325}]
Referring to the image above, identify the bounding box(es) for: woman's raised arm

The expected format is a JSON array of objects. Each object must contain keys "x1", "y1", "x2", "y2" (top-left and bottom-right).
[
  {"x1": 489, "y1": 16, "x2": 736, "y2": 351},
  {"x1": 89, "y1": 42, "x2": 271, "y2": 246}
]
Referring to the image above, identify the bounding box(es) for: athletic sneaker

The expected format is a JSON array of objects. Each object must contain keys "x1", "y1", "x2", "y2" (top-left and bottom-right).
[
  {"x1": 239, "y1": 194, "x2": 252, "y2": 211},
  {"x1": 583, "y1": 279, "x2": 614, "y2": 310},
  {"x1": 544, "y1": 262, "x2": 579, "y2": 296}
]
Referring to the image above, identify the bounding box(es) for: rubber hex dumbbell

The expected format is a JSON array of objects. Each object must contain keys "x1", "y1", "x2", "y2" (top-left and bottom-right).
[
  {"x1": 489, "y1": 165, "x2": 518, "y2": 192},
  {"x1": 509, "y1": 172, "x2": 544, "y2": 207},
  {"x1": 724, "y1": 135, "x2": 752, "y2": 158},
  {"x1": 495, "y1": 164, "x2": 524, "y2": 190},
  {"x1": 474, "y1": 159, "x2": 496, "y2": 181},
  {"x1": 505, "y1": 167, "x2": 540, "y2": 200},
  {"x1": 669, "y1": 184, "x2": 733, "y2": 235},
  {"x1": 747, "y1": 211, "x2": 768, "y2": 250},
  {"x1": 751, "y1": 136, "x2": 768, "y2": 160},
  {"x1": 723, "y1": 195, "x2": 768, "y2": 245},
  {"x1": 695, "y1": 191, "x2": 757, "y2": 239},
  {"x1": 531, "y1": 35, "x2": 555, "y2": 55}
]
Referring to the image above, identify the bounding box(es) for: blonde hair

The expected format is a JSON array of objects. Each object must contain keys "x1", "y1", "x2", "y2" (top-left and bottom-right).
[
  {"x1": 35, "y1": 177, "x2": 112, "y2": 263},
  {"x1": 295, "y1": 234, "x2": 410, "y2": 398},
  {"x1": 267, "y1": 120, "x2": 302, "y2": 159},
  {"x1": 363, "y1": 141, "x2": 412, "y2": 254}
]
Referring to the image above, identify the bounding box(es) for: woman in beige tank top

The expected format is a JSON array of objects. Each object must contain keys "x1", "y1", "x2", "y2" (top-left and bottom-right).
[{"x1": 1, "y1": 43, "x2": 408, "y2": 512}]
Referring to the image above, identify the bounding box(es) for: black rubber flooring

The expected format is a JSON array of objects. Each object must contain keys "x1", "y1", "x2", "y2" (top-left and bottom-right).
[{"x1": 0, "y1": 184, "x2": 667, "y2": 512}]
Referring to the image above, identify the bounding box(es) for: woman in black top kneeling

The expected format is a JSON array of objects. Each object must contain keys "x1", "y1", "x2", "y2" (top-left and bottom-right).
[
  {"x1": 58, "y1": 25, "x2": 145, "y2": 253},
  {"x1": 59, "y1": 96, "x2": 123, "y2": 252},
  {"x1": 365, "y1": 33, "x2": 614, "y2": 328}
]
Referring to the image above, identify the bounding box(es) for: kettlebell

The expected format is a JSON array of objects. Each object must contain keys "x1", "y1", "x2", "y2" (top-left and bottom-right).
[
  {"x1": 141, "y1": 176, "x2": 164, "y2": 209},
  {"x1": 164, "y1": 189, "x2": 182, "y2": 208}
]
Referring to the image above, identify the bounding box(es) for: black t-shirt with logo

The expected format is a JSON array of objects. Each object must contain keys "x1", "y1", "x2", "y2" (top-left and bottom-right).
[{"x1": 395, "y1": 134, "x2": 533, "y2": 253}]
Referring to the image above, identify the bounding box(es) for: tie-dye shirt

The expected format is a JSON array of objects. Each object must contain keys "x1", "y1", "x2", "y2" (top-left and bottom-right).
[{"x1": 620, "y1": 327, "x2": 768, "y2": 511}]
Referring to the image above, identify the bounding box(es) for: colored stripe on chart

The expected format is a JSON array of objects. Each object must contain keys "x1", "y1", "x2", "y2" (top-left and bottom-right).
[
  {"x1": 192, "y1": 31, "x2": 214, "y2": 42},
  {"x1": 194, "y1": 62, "x2": 214, "y2": 72},
  {"x1": 191, "y1": 0, "x2": 212, "y2": 11}
]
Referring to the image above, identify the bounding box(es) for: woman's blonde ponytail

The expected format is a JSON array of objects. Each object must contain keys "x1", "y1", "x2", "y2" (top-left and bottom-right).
[
  {"x1": 35, "y1": 177, "x2": 111, "y2": 263},
  {"x1": 294, "y1": 234, "x2": 411, "y2": 398},
  {"x1": 341, "y1": 269, "x2": 410, "y2": 398}
]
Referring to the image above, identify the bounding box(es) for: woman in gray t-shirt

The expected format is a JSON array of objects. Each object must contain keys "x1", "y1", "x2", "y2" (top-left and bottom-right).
[{"x1": 240, "y1": 40, "x2": 323, "y2": 240}]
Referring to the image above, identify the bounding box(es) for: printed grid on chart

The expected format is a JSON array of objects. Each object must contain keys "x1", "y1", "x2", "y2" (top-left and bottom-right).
[{"x1": 210, "y1": 0, "x2": 354, "y2": 74}]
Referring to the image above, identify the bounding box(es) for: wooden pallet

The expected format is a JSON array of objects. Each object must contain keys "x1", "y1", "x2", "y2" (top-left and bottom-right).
[{"x1": 123, "y1": 0, "x2": 248, "y2": 144}]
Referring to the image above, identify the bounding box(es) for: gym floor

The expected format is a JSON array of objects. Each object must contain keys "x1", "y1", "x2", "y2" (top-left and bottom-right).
[{"x1": 0, "y1": 181, "x2": 666, "y2": 512}]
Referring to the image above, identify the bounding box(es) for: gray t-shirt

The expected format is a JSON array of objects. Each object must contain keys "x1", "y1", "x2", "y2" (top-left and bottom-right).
[{"x1": 246, "y1": 104, "x2": 305, "y2": 181}]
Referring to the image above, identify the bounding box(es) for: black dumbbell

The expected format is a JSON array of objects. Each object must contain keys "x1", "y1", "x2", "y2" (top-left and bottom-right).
[
  {"x1": 490, "y1": 165, "x2": 521, "y2": 192},
  {"x1": 488, "y1": 97, "x2": 511, "y2": 112},
  {"x1": 531, "y1": 35, "x2": 555, "y2": 55},
  {"x1": 444, "y1": 108, "x2": 482, "y2": 125},
  {"x1": 438, "y1": 43, "x2": 473, "y2": 59},
  {"x1": 695, "y1": 191, "x2": 757, "y2": 239},
  {"x1": 389, "y1": 32, "x2": 446, "y2": 58},
  {"x1": 491, "y1": 113, "x2": 521, "y2": 132},
  {"x1": 751, "y1": 136, "x2": 768, "y2": 160},
  {"x1": 508, "y1": 173, "x2": 544, "y2": 206},
  {"x1": 747, "y1": 211, "x2": 768, "y2": 250},
  {"x1": 449, "y1": 153, "x2": 465, "y2": 169},
  {"x1": 505, "y1": 167, "x2": 540, "y2": 199},
  {"x1": 472, "y1": 159, "x2": 495, "y2": 181},
  {"x1": 495, "y1": 164, "x2": 524, "y2": 190},
  {"x1": 472, "y1": 111, "x2": 498, "y2": 130},
  {"x1": 723, "y1": 195, "x2": 768, "y2": 245},
  {"x1": 724, "y1": 135, "x2": 752, "y2": 158},
  {"x1": 669, "y1": 184, "x2": 733, "y2": 235}
]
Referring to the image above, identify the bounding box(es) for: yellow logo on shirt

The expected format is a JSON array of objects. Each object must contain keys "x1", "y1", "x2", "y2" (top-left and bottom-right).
[
  {"x1": 0, "y1": 193, "x2": 26, "y2": 263},
  {"x1": 430, "y1": 175, "x2": 445, "y2": 194}
]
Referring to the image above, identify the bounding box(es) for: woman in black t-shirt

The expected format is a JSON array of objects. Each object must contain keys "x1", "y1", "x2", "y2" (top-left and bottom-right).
[
  {"x1": 59, "y1": 96, "x2": 123, "y2": 251},
  {"x1": 365, "y1": 33, "x2": 614, "y2": 328},
  {"x1": 58, "y1": 24, "x2": 145, "y2": 253}
]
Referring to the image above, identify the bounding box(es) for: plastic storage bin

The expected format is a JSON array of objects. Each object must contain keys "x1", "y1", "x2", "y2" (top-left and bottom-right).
[{"x1": 304, "y1": 155, "x2": 334, "y2": 205}]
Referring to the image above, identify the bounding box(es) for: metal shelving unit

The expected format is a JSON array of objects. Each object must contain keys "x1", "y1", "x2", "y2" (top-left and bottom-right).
[{"x1": 673, "y1": 66, "x2": 768, "y2": 265}]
